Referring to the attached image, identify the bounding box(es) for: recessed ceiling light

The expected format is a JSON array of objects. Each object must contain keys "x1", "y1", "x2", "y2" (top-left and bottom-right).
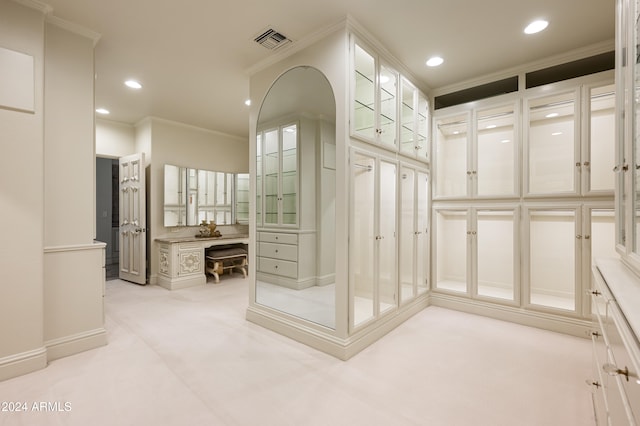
[
  {"x1": 524, "y1": 20, "x2": 549, "y2": 35},
  {"x1": 501, "y1": 139, "x2": 511, "y2": 144},
  {"x1": 552, "y1": 131, "x2": 563, "y2": 136},
  {"x1": 426, "y1": 56, "x2": 444, "y2": 67},
  {"x1": 244, "y1": 99, "x2": 251, "y2": 106},
  {"x1": 125, "y1": 80, "x2": 142, "y2": 89},
  {"x1": 546, "y1": 112, "x2": 559, "y2": 118},
  {"x1": 95, "y1": 108, "x2": 110, "y2": 115}
]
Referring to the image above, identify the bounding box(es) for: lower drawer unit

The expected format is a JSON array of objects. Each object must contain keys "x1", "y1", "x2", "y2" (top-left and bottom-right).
[{"x1": 258, "y1": 257, "x2": 298, "y2": 279}]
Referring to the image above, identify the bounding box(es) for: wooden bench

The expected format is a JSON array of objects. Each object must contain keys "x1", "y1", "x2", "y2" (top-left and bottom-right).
[{"x1": 205, "y1": 246, "x2": 248, "y2": 283}]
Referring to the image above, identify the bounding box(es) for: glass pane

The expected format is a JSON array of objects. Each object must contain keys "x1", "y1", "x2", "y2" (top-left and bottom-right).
[
  {"x1": 477, "y1": 105, "x2": 515, "y2": 196},
  {"x1": 634, "y1": 0, "x2": 640, "y2": 254},
  {"x1": 379, "y1": 161, "x2": 397, "y2": 314},
  {"x1": 435, "y1": 114, "x2": 468, "y2": 197},
  {"x1": 256, "y1": 133, "x2": 262, "y2": 226},
  {"x1": 235, "y1": 173, "x2": 249, "y2": 224},
  {"x1": 354, "y1": 44, "x2": 375, "y2": 140},
  {"x1": 528, "y1": 92, "x2": 576, "y2": 194},
  {"x1": 591, "y1": 209, "x2": 617, "y2": 260},
  {"x1": 416, "y1": 171, "x2": 429, "y2": 295},
  {"x1": 589, "y1": 85, "x2": 615, "y2": 192},
  {"x1": 379, "y1": 65, "x2": 397, "y2": 147},
  {"x1": 529, "y1": 210, "x2": 576, "y2": 311},
  {"x1": 436, "y1": 210, "x2": 467, "y2": 293},
  {"x1": 399, "y1": 167, "x2": 415, "y2": 303},
  {"x1": 477, "y1": 210, "x2": 514, "y2": 301},
  {"x1": 417, "y1": 94, "x2": 429, "y2": 160},
  {"x1": 352, "y1": 153, "x2": 375, "y2": 327},
  {"x1": 282, "y1": 124, "x2": 297, "y2": 225},
  {"x1": 263, "y1": 129, "x2": 279, "y2": 225},
  {"x1": 400, "y1": 79, "x2": 415, "y2": 154}
]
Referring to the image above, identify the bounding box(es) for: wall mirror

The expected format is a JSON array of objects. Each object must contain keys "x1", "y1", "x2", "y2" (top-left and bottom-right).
[
  {"x1": 255, "y1": 66, "x2": 337, "y2": 329},
  {"x1": 163, "y1": 165, "x2": 248, "y2": 227}
]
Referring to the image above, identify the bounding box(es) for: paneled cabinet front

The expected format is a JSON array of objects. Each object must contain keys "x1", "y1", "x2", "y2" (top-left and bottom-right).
[
  {"x1": 158, "y1": 242, "x2": 203, "y2": 279},
  {"x1": 256, "y1": 231, "x2": 316, "y2": 289},
  {"x1": 589, "y1": 266, "x2": 640, "y2": 425}
]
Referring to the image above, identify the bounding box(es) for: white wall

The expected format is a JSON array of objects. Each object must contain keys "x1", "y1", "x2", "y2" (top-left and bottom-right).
[
  {"x1": 0, "y1": 0, "x2": 47, "y2": 380},
  {"x1": 0, "y1": 0, "x2": 105, "y2": 381},
  {"x1": 96, "y1": 118, "x2": 135, "y2": 158}
]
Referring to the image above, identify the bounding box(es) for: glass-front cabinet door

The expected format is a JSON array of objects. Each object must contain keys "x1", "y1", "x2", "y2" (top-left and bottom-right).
[
  {"x1": 585, "y1": 83, "x2": 616, "y2": 195},
  {"x1": 257, "y1": 124, "x2": 298, "y2": 227},
  {"x1": 476, "y1": 104, "x2": 517, "y2": 197},
  {"x1": 526, "y1": 91, "x2": 578, "y2": 196},
  {"x1": 400, "y1": 79, "x2": 429, "y2": 161},
  {"x1": 353, "y1": 43, "x2": 376, "y2": 141},
  {"x1": 352, "y1": 40, "x2": 398, "y2": 150},
  {"x1": 434, "y1": 113, "x2": 469, "y2": 198},
  {"x1": 526, "y1": 208, "x2": 579, "y2": 312},
  {"x1": 434, "y1": 207, "x2": 517, "y2": 303},
  {"x1": 350, "y1": 151, "x2": 398, "y2": 330},
  {"x1": 399, "y1": 166, "x2": 429, "y2": 304},
  {"x1": 476, "y1": 209, "x2": 517, "y2": 302},
  {"x1": 434, "y1": 208, "x2": 468, "y2": 294}
]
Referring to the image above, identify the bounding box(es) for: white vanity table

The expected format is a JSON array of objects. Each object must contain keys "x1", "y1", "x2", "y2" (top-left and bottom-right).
[{"x1": 156, "y1": 234, "x2": 249, "y2": 290}]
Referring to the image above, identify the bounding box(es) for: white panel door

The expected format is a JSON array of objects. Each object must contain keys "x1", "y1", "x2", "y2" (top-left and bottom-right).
[{"x1": 119, "y1": 153, "x2": 146, "y2": 284}]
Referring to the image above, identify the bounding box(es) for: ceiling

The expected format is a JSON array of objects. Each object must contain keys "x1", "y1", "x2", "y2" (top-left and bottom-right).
[{"x1": 41, "y1": 0, "x2": 615, "y2": 139}]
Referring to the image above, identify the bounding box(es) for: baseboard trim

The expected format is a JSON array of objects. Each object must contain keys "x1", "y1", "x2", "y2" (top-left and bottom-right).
[
  {"x1": 429, "y1": 293, "x2": 592, "y2": 338},
  {"x1": 45, "y1": 328, "x2": 107, "y2": 361},
  {"x1": 246, "y1": 295, "x2": 430, "y2": 360},
  {"x1": 0, "y1": 347, "x2": 47, "y2": 382}
]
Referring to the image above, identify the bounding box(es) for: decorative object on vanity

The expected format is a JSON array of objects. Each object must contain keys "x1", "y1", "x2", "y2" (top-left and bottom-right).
[{"x1": 198, "y1": 220, "x2": 211, "y2": 237}]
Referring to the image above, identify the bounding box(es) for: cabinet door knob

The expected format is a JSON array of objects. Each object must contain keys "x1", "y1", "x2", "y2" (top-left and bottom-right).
[
  {"x1": 585, "y1": 379, "x2": 601, "y2": 389},
  {"x1": 602, "y1": 363, "x2": 631, "y2": 381}
]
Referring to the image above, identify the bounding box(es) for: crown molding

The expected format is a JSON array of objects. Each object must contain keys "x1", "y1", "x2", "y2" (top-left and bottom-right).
[
  {"x1": 11, "y1": 0, "x2": 52, "y2": 14},
  {"x1": 45, "y1": 15, "x2": 101, "y2": 47}
]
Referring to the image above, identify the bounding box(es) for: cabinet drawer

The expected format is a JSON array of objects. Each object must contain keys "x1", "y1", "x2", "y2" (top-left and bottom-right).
[
  {"x1": 258, "y1": 242, "x2": 297, "y2": 261},
  {"x1": 258, "y1": 257, "x2": 297, "y2": 279},
  {"x1": 607, "y1": 303, "x2": 640, "y2": 423},
  {"x1": 258, "y1": 232, "x2": 298, "y2": 245}
]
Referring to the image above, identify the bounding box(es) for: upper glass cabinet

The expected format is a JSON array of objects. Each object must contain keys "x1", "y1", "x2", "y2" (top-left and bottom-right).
[
  {"x1": 434, "y1": 112, "x2": 469, "y2": 198},
  {"x1": 257, "y1": 123, "x2": 298, "y2": 227},
  {"x1": 526, "y1": 91, "x2": 578, "y2": 195},
  {"x1": 352, "y1": 41, "x2": 398, "y2": 149},
  {"x1": 434, "y1": 100, "x2": 518, "y2": 199},
  {"x1": 400, "y1": 78, "x2": 430, "y2": 161}
]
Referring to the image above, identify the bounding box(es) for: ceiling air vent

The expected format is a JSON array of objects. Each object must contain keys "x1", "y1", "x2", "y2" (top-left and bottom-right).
[{"x1": 254, "y1": 28, "x2": 291, "y2": 50}]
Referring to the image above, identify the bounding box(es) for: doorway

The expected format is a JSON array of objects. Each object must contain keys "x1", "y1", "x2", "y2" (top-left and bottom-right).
[{"x1": 96, "y1": 157, "x2": 120, "y2": 280}]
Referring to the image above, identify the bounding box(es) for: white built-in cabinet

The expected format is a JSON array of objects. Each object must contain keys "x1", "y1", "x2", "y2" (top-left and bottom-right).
[
  {"x1": 349, "y1": 37, "x2": 431, "y2": 332},
  {"x1": 256, "y1": 119, "x2": 317, "y2": 289},
  {"x1": 432, "y1": 75, "x2": 616, "y2": 321},
  {"x1": 434, "y1": 100, "x2": 518, "y2": 199},
  {"x1": 524, "y1": 84, "x2": 615, "y2": 197},
  {"x1": 434, "y1": 207, "x2": 518, "y2": 303},
  {"x1": 400, "y1": 78, "x2": 430, "y2": 161},
  {"x1": 350, "y1": 151, "x2": 397, "y2": 328},
  {"x1": 352, "y1": 41, "x2": 398, "y2": 148}
]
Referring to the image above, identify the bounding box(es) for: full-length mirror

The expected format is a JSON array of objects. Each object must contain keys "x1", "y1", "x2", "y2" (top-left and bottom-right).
[
  {"x1": 255, "y1": 66, "x2": 336, "y2": 328},
  {"x1": 163, "y1": 166, "x2": 248, "y2": 227}
]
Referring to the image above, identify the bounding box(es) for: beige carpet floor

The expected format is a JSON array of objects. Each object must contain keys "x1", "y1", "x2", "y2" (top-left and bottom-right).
[{"x1": 0, "y1": 277, "x2": 594, "y2": 425}]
